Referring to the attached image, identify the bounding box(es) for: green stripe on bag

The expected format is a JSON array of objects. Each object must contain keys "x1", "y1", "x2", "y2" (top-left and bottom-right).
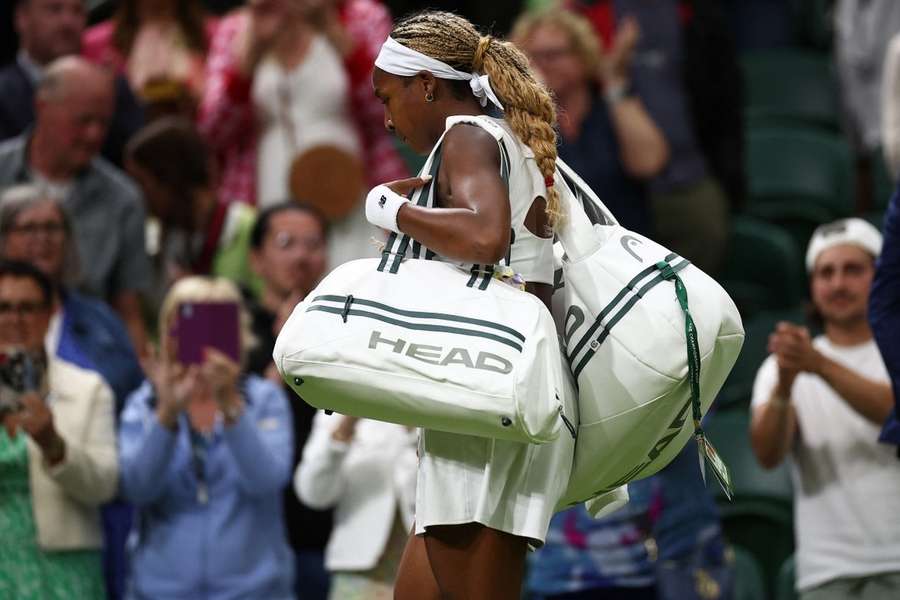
[
  {"x1": 306, "y1": 305, "x2": 524, "y2": 352},
  {"x1": 570, "y1": 258, "x2": 689, "y2": 379},
  {"x1": 568, "y1": 252, "x2": 678, "y2": 364},
  {"x1": 310, "y1": 294, "x2": 527, "y2": 342}
]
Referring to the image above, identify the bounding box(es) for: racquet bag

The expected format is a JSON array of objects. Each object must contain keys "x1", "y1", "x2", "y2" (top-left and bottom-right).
[{"x1": 551, "y1": 160, "x2": 744, "y2": 508}]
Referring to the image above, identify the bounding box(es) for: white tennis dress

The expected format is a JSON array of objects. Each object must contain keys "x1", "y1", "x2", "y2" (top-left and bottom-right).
[{"x1": 413, "y1": 115, "x2": 576, "y2": 545}]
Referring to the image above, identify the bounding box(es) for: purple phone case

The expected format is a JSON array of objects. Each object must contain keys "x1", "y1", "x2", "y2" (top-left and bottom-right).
[{"x1": 175, "y1": 302, "x2": 240, "y2": 365}]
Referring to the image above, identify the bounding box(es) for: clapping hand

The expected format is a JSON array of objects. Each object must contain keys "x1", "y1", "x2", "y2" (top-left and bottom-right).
[
  {"x1": 17, "y1": 393, "x2": 65, "y2": 465},
  {"x1": 201, "y1": 349, "x2": 244, "y2": 424},
  {"x1": 599, "y1": 16, "x2": 640, "y2": 89},
  {"x1": 143, "y1": 345, "x2": 197, "y2": 430},
  {"x1": 768, "y1": 322, "x2": 822, "y2": 387}
]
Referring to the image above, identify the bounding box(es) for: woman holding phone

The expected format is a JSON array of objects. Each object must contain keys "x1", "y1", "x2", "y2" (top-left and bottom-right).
[
  {"x1": 365, "y1": 11, "x2": 575, "y2": 600},
  {"x1": 118, "y1": 276, "x2": 295, "y2": 599}
]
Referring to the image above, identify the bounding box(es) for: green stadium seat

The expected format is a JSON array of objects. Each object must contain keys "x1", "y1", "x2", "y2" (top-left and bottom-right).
[
  {"x1": 742, "y1": 50, "x2": 838, "y2": 131},
  {"x1": 704, "y1": 410, "x2": 793, "y2": 503},
  {"x1": 719, "y1": 216, "x2": 805, "y2": 322},
  {"x1": 872, "y1": 148, "x2": 895, "y2": 211},
  {"x1": 733, "y1": 545, "x2": 768, "y2": 600},
  {"x1": 865, "y1": 210, "x2": 886, "y2": 232},
  {"x1": 745, "y1": 128, "x2": 854, "y2": 252},
  {"x1": 716, "y1": 308, "x2": 806, "y2": 410},
  {"x1": 746, "y1": 128, "x2": 854, "y2": 219},
  {"x1": 704, "y1": 410, "x2": 795, "y2": 598},
  {"x1": 789, "y1": 0, "x2": 833, "y2": 51},
  {"x1": 776, "y1": 554, "x2": 797, "y2": 600}
]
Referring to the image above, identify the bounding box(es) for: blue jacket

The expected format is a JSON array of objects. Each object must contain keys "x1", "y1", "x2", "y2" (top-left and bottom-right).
[
  {"x1": 872, "y1": 185, "x2": 900, "y2": 446},
  {"x1": 56, "y1": 291, "x2": 144, "y2": 415},
  {"x1": 119, "y1": 376, "x2": 295, "y2": 600}
]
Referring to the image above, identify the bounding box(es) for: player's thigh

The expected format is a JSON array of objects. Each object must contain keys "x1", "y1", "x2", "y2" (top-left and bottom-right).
[
  {"x1": 424, "y1": 522, "x2": 528, "y2": 600},
  {"x1": 394, "y1": 530, "x2": 441, "y2": 600}
]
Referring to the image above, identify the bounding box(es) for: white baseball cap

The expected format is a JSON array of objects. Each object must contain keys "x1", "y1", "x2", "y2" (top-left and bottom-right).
[{"x1": 805, "y1": 218, "x2": 883, "y2": 272}]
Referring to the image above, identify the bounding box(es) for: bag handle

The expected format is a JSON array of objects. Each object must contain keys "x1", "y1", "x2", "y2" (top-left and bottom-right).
[
  {"x1": 553, "y1": 159, "x2": 618, "y2": 262},
  {"x1": 377, "y1": 146, "x2": 444, "y2": 274},
  {"x1": 377, "y1": 126, "x2": 512, "y2": 279}
]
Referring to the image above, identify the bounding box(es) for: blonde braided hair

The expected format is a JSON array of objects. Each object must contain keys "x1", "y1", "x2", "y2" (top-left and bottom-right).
[{"x1": 391, "y1": 11, "x2": 563, "y2": 227}]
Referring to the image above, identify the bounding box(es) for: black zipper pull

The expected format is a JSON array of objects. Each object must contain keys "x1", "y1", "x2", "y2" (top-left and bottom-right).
[
  {"x1": 558, "y1": 402, "x2": 577, "y2": 440},
  {"x1": 341, "y1": 295, "x2": 354, "y2": 323}
]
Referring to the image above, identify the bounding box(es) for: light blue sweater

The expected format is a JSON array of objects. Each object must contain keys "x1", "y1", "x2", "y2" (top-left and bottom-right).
[{"x1": 119, "y1": 376, "x2": 295, "y2": 600}]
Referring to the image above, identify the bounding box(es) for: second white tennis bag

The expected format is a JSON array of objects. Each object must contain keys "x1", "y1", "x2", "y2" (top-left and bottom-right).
[{"x1": 552, "y1": 161, "x2": 744, "y2": 507}]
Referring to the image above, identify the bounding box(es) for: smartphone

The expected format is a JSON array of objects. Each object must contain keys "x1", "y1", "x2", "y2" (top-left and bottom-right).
[
  {"x1": 0, "y1": 348, "x2": 42, "y2": 415},
  {"x1": 174, "y1": 302, "x2": 241, "y2": 366}
]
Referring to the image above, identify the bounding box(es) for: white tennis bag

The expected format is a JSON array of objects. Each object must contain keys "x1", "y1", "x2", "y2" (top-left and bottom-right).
[
  {"x1": 552, "y1": 161, "x2": 744, "y2": 508},
  {"x1": 273, "y1": 142, "x2": 568, "y2": 444}
]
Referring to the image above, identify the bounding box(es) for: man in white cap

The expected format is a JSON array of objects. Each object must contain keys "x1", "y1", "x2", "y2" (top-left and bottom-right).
[{"x1": 750, "y1": 217, "x2": 900, "y2": 599}]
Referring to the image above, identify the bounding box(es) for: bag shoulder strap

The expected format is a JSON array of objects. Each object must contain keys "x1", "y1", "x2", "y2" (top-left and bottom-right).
[{"x1": 377, "y1": 117, "x2": 512, "y2": 279}]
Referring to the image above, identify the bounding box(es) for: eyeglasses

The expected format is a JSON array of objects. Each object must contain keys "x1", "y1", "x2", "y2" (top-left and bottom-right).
[
  {"x1": 0, "y1": 301, "x2": 49, "y2": 316},
  {"x1": 7, "y1": 222, "x2": 66, "y2": 237},
  {"x1": 272, "y1": 231, "x2": 325, "y2": 252},
  {"x1": 528, "y1": 46, "x2": 576, "y2": 64}
]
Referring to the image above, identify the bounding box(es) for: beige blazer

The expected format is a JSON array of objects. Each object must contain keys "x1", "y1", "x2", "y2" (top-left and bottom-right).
[{"x1": 26, "y1": 357, "x2": 118, "y2": 550}]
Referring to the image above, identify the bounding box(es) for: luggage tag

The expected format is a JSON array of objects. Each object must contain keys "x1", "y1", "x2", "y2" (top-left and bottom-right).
[
  {"x1": 697, "y1": 430, "x2": 733, "y2": 500},
  {"x1": 657, "y1": 260, "x2": 734, "y2": 501}
]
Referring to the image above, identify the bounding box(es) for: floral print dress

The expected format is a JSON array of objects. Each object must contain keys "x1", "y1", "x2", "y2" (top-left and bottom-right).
[{"x1": 0, "y1": 430, "x2": 105, "y2": 599}]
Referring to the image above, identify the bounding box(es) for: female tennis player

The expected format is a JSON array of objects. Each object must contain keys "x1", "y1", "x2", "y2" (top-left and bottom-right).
[{"x1": 365, "y1": 11, "x2": 575, "y2": 600}]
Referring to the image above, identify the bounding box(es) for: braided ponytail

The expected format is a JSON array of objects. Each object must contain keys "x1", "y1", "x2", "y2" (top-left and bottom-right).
[{"x1": 391, "y1": 12, "x2": 563, "y2": 227}]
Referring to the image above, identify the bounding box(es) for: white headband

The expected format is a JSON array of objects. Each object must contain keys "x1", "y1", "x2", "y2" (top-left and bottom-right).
[{"x1": 374, "y1": 37, "x2": 505, "y2": 112}]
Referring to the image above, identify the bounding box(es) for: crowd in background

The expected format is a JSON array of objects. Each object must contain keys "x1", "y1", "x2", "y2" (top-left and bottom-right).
[{"x1": 0, "y1": 1, "x2": 898, "y2": 599}]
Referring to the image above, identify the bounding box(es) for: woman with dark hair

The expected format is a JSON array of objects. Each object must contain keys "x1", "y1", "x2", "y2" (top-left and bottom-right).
[
  {"x1": 124, "y1": 117, "x2": 259, "y2": 295},
  {"x1": 0, "y1": 259, "x2": 118, "y2": 600},
  {"x1": 83, "y1": 0, "x2": 217, "y2": 117}
]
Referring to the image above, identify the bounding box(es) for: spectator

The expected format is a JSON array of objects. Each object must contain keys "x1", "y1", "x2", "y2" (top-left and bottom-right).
[
  {"x1": 0, "y1": 184, "x2": 144, "y2": 412},
  {"x1": 197, "y1": 0, "x2": 408, "y2": 212},
  {"x1": 512, "y1": 8, "x2": 669, "y2": 235},
  {"x1": 0, "y1": 184, "x2": 143, "y2": 600},
  {"x1": 245, "y1": 202, "x2": 333, "y2": 600},
  {"x1": 750, "y1": 218, "x2": 900, "y2": 598},
  {"x1": 650, "y1": 440, "x2": 734, "y2": 600},
  {"x1": 251, "y1": 0, "x2": 380, "y2": 267},
  {"x1": 835, "y1": 0, "x2": 900, "y2": 208},
  {"x1": 527, "y1": 479, "x2": 658, "y2": 600},
  {"x1": 870, "y1": 185, "x2": 900, "y2": 446},
  {"x1": 0, "y1": 57, "x2": 151, "y2": 355},
  {"x1": 571, "y1": 0, "x2": 732, "y2": 275},
  {"x1": 0, "y1": 0, "x2": 144, "y2": 167},
  {"x1": 118, "y1": 276, "x2": 295, "y2": 599},
  {"x1": 0, "y1": 259, "x2": 118, "y2": 599},
  {"x1": 882, "y1": 33, "x2": 900, "y2": 180},
  {"x1": 125, "y1": 116, "x2": 259, "y2": 295},
  {"x1": 527, "y1": 442, "x2": 733, "y2": 600},
  {"x1": 836, "y1": 0, "x2": 900, "y2": 154},
  {"x1": 296, "y1": 413, "x2": 417, "y2": 600},
  {"x1": 82, "y1": 0, "x2": 217, "y2": 119}
]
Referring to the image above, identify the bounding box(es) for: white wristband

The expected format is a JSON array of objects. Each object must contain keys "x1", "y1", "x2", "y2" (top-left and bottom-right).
[{"x1": 366, "y1": 184, "x2": 409, "y2": 234}]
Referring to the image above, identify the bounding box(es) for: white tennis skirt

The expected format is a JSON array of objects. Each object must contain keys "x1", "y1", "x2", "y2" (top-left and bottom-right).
[{"x1": 413, "y1": 371, "x2": 576, "y2": 546}]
